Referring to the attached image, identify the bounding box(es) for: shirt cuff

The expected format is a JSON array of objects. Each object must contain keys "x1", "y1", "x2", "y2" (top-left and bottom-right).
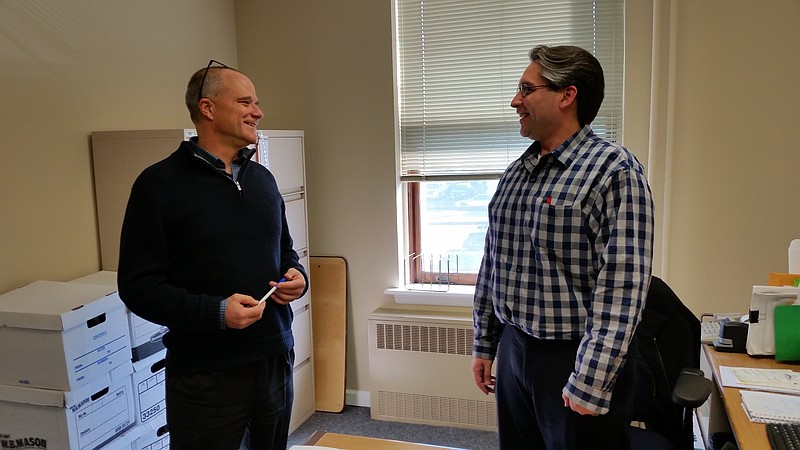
[
  {"x1": 219, "y1": 298, "x2": 227, "y2": 330},
  {"x1": 564, "y1": 374, "x2": 614, "y2": 414}
]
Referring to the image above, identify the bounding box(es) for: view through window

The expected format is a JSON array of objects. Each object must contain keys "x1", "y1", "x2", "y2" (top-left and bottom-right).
[{"x1": 412, "y1": 180, "x2": 499, "y2": 283}]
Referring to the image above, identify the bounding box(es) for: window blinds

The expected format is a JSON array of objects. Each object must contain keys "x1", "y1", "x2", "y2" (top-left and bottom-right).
[{"x1": 395, "y1": 0, "x2": 624, "y2": 180}]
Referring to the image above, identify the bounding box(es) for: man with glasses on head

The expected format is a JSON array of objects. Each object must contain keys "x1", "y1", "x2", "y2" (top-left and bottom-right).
[
  {"x1": 118, "y1": 61, "x2": 307, "y2": 450},
  {"x1": 471, "y1": 45, "x2": 654, "y2": 449}
]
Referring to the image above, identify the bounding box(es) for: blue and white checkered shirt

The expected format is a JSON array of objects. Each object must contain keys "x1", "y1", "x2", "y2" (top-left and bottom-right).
[{"x1": 473, "y1": 125, "x2": 654, "y2": 413}]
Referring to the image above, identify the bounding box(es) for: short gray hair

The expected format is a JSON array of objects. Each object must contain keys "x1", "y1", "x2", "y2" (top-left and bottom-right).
[{"x1": 184, "y1": 65, "x2": 242, "y2": 123}]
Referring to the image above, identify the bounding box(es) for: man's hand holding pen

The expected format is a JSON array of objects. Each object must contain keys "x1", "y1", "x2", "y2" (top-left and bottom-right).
[
  {"x1": 225, "y1": 267, "x2": 307, "y2": 329},
  {"x1": 265, "y1": 268, "x2": 306, "y2": 306}
]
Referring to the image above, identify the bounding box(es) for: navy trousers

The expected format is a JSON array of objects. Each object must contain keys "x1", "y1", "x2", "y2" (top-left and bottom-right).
[
  {"x1": 166, "y1": 351, "x2": 294, "y2": 450},
  {"x1": 495, "y1": 326, "x2": 637, "y2": 450}
]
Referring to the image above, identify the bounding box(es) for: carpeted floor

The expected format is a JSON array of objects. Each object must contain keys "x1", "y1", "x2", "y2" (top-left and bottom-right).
[{"x1": 287, "y1": 406, "x2": 499, "y2": 449}]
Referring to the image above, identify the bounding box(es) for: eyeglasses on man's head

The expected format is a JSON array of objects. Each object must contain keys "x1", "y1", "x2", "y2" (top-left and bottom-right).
[
  {"x1": 516, "y1": 83, "x2": 551, "y2": 97},
  {"x1": 197, "y1": 59, "x2": 230, "y2": 103}
]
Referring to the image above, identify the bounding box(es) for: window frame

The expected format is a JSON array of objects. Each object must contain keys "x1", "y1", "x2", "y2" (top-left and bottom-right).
[{"x1": 394, "y1": 0, "x2": 626, "y2": 288}]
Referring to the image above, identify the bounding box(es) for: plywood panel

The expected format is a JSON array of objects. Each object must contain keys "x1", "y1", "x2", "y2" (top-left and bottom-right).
[
  {"x1": 309, "y1": 256, "x2": 347, "y2": 412},
  {"x1": 303, "y1": 431, "x2": 466, "y2": 449}
]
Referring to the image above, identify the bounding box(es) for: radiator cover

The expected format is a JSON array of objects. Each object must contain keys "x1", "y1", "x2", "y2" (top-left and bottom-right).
[{"x1": 368, "y1": 308, "x2": 497, "y2": 431}]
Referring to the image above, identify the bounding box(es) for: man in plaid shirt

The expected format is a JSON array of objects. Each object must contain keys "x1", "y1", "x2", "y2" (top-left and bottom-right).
[{"x1": 471, "y1": 45, "x2": 654, "y2": 450}]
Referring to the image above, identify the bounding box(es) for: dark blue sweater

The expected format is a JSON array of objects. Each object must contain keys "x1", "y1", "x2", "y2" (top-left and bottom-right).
[{"x1": 118, "y1": 140, "x2": 307, "y2": 375}]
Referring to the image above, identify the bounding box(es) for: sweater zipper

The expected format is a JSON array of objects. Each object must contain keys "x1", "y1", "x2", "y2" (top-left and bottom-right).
[{"x1": 192, "y1": 153, "x2": 245, "y2": 200}]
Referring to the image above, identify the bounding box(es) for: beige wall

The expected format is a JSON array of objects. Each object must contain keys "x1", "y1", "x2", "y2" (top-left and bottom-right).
[
  {"x1": 234, "y1": 0, "x2": 403, "y2": 398},
  {"x1": 667, "y1": 1, "x2": 800, "y2": 313},
  {"x1": 0, "y1": 0, "x2": 238, "y2": 293},
  {"x1": 2, "y1": 0, "x2": 799, "y2": 403}
]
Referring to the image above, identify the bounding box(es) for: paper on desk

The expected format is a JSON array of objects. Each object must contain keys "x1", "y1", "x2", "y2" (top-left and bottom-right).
[
  {"x1": 720, "y1": 366, "x2": 800, "y2": 394},
  {"x1": 740, "y1": 390, "x2": 800, "y2": 424},
  {"x1": 732, "y1": 367, "x2": 800, "y2": 385}
]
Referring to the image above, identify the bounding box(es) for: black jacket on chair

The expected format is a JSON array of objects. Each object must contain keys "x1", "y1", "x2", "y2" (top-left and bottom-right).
[{"x1": 629, "y1": 276, "x2": 702, "y2": 449}]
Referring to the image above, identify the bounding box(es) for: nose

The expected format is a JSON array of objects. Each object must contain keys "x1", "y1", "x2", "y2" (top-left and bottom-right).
[
  {"x1": 510, "y1": 91, "x2": 522, "y2": 108},
  {"x1": 252, "y1": 104, "x2": 264, "y2": 119}
]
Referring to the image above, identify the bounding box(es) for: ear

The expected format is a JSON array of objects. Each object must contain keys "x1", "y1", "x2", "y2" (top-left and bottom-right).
[
  {"x1": 559, "y1": 85, "x2": 578, "y2": 109},
  {"x1": 198, "y1": 98, "x2": 214, "y2": 120}
]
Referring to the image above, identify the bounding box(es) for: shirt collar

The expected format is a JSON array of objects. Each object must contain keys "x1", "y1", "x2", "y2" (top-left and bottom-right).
[
  {"x1": 188, "y1": 136, "x2": 256, "y2": 170},
  {"x1": 521, "y1": 125, "x2": 593, "y2": 174}
]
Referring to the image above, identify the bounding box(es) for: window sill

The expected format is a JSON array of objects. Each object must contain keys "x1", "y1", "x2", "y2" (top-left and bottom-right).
[{"x1": 385, "y1": 285, "x2": 474, "y2": 308}]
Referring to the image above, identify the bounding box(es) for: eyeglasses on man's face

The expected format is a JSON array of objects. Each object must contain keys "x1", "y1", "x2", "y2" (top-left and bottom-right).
[
  {"x1": 198, "y1": 59, "x2": 230, "y2": 103},
  {"x1": 516, "y1": 83, "x2": 550, "y2": 97}
]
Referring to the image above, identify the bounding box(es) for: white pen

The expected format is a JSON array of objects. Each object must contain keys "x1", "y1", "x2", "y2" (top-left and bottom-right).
[{"x1": 258, "y1": 278, "x2": 286, "y2": 305}]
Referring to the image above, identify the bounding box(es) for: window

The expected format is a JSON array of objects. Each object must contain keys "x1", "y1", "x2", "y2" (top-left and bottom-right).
[{"x1": 394, "y1": 0, "x2": 624, "y2": 287}]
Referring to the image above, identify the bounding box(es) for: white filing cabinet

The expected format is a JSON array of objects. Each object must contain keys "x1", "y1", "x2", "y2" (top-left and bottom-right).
[
  {"x1": 90, "y1": 129, "x2": 315, "y2": 432},
  {"x1": 255, "y1": 130, "x2": 315, "y2": 432}
]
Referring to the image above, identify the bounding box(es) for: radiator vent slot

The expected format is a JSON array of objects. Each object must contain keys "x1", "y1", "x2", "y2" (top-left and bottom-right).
[
  {"x1": 369, "y1": 309, "x2": 497, "y2": 432},
  {"x1": 375, "y1": 323, "x2": 472, "y2": 356},
  {"x1": 377, "y1": 391, "x2": 497, "y2": 429}
]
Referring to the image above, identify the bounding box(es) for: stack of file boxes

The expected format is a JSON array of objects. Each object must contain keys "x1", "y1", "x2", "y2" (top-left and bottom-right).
[
  {"x1": 0, "y1": 280, "x2": 136, "y2": 449},
  {"x1": 0, "y1": 271, "x2": 169, "y2": 450},
  {"x1": 70, "y1": 271, "x2": 170, "y2": 450}
]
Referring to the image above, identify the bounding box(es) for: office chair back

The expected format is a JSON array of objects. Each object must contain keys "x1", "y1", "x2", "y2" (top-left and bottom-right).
[{"x1": 629, "y1": 276, "x2": 702, "y2": 450}]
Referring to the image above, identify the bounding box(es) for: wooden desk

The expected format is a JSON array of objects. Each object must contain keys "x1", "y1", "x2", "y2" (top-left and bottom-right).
[
  {"x1": 303, "y1": 431, "x2": 467, "y2": 450},
  {"x1": 702, "y1": 345, "x2": 800, "y2": 450}
]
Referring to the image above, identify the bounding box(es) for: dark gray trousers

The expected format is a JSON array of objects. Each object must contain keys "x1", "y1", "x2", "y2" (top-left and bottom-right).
[{"x1": 166, "y1": 351, "x2": 295, "y2": 450}]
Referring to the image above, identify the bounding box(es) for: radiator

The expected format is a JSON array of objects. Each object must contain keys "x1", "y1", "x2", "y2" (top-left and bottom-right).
[{"x1": 368, "y1": 308, "x2": 497, "y2": 431}]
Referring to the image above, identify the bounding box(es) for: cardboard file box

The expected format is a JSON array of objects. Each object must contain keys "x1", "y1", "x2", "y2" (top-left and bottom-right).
[
  {"x1": 70, "y1": 270, "x2": 118, "y2": 289},
  {"x1": 70, "y1": 271, "x2": 168, "y2": 361},
  {"x1": 132, "y1": 349, "x2": 167, "y2": 426},
  {"x1": 127, "y1": 312, "x2": 168, "y2": 362},
  {"x1": 132, "y1": 414, "x2": 170, "y2": 450},
  {"x1": 96, "y1": 424, "x2": 142, "y2": 450},
  {"x1": 0, "y1": 280, "x2": 132, "y2": 390},
  {"x1": 0, "y1": 362, "x2": 136, "y2": 450}
]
